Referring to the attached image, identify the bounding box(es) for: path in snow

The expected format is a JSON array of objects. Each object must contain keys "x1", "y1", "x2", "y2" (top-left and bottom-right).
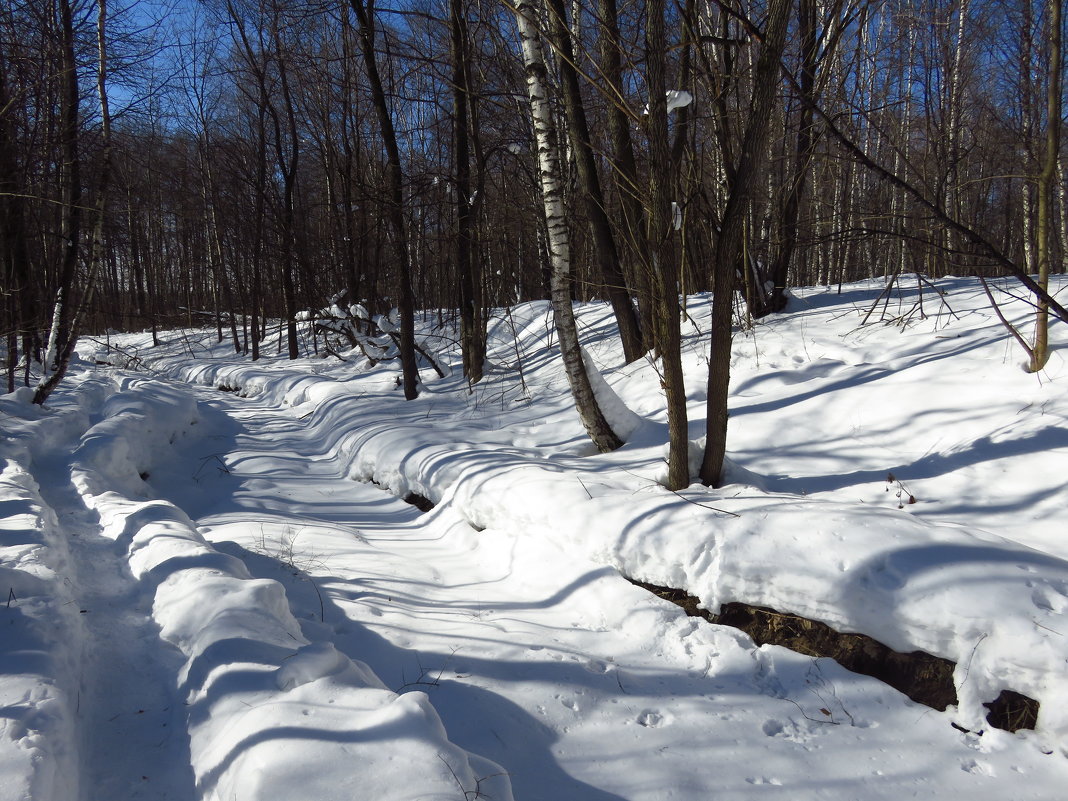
[
  {"x1": 140, "y1": 382, "x2": 1064, "y2": 801},
  {"x1": 31, "y1": 448, "x2": 196, "y2": 801}
]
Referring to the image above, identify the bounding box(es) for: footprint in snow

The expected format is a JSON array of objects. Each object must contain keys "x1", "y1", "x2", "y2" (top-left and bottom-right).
[
  {"x1": 961, "y1": 759, "x2": 995, "y2": 777},
  {"x1": 746, "y1": 777, "x2": 783, "y2": 786},
  {"x1": 1031, "y1": 583, "x2": 1068, "y2": 614},
  {"x1": 762, "y1": 717, "x2": 825, "y2": 744},
  {"x1": 637, "y1": 710, "x2": 671, "y2": 728},
  {"x1": 762, "y1": 719, "x2": 785, "y2": 737}
]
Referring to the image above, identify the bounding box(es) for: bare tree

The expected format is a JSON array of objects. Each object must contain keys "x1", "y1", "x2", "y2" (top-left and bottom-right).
[
  {"x1": 349, "y1": 0, "x2": 419, "y2": 399},
  {"x1": 513, "y1": 0, "x2": 623, "y2": 452},
  {"x1": 644, "y1": 0, "x2": 691, "y2": 489},
  {"x1": 700, "y1": 0, "x2": 792, "y2": 487},
  {"x1": 35, "y1": 0, "x2": 86, "y2": 404},
  {"x1": 542, "y1": 0, "x2": 645, "y2": 364},
  {"x1": 0, "y1": 28, "x2": 33, "y2": 392},
  {"x1": 1028, "y1": 0, "x2": 1061, "y2": 371},
  {"x1": 451, "y1": 0, "x2": 487, "y2": 383}
]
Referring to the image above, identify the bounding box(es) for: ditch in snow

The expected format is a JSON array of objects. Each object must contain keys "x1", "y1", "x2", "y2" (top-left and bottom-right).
[{"x1": 626, "y1": 577, "x2": 1039, "y2": 735}]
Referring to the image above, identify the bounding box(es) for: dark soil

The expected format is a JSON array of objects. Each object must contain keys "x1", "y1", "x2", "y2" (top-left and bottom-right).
[
  {"x1": 403, "y1": 492, "x2": 435, "y2": 512},
  {"x1": 627, "y1": 578, "x2": 1038, "y2": 734}
]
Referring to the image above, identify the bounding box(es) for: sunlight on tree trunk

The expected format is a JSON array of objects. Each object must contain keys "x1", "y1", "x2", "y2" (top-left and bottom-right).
[
  {"x1": 700, "y1": 0, "x2": 791, "y2": 487},
  {"x1": 513, "y1": 0, "x2": 623, "y2": 453},
  {"x1": 646, "y1": 0, "x2": 690, "y2": 490},
  {"x1": 1030, "y1": 0, "x2": 1061, "y2": 372}
]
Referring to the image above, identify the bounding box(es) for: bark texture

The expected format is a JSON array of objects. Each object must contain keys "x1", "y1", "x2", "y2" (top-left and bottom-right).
[
  {"x1": 544, "y1": 0, "x2": 644, "y2": 364},
  {"x1": 514, "y1": 0, "x2": 622, "y2": 453},
  {"x1": 700, "y1": 0, "x2": 791, "y2": 486},
  {"x1": 351, "y1": 0, "x2": 419, "y2": 399}
]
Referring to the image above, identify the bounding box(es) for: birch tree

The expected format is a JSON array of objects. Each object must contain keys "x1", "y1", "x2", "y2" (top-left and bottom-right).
[
  {"x1": 513, "y1": 0, "x2": 623, "y2": 452},
  {"x1": 34, "y1": 0, "x2": 85, "y2": 404}
]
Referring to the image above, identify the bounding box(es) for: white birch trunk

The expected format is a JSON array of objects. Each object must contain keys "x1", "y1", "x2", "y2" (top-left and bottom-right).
[
  {"x1": 513, "y1": 0, "x2": 622, "y2": 452},
  {"x1": 1023, "y1": 186, "x2": 1037, "y2": 275},
  {"x1": 38, "y1": 301, "x2": 63, "y2": 385}
]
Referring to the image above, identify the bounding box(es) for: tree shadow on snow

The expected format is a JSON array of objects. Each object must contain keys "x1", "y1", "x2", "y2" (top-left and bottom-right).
[
  {"x1": 216, "y1": 539, "x2": 632, "y2": 801},
  {"x1": 747, "y1": 422, "x2": 1068, "y2": 501}
]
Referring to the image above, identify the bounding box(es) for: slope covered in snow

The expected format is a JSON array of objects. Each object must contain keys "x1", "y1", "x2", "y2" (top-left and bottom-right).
[{"x1": 2, "y1": 276, "x2": 1067, "y2": 800}]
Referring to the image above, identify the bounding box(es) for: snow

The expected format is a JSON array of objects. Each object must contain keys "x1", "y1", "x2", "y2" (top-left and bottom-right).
[
  {"x1": 2, "y1": 276, "x2": 1068, "y2": 800},
  {"x1": 643, "y1": 89, "x2": 694, "y2": 115},
  {"x1": 666, "y1": 89, "x2": 693, "y2": 113}
]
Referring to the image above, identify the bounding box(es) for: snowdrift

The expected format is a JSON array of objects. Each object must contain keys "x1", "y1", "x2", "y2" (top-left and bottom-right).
[
  {"x1": 2, "y1": 275, "x2": 1067, "y2": 800},
  {"x1": 106, "y1": 277, "x2": 1068, "y2": 749}
]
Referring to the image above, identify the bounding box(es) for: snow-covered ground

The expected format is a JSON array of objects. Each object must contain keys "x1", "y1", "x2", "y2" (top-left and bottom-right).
[{"x1": 3, "y1": 276, "x2": 1067, "y2": 800}]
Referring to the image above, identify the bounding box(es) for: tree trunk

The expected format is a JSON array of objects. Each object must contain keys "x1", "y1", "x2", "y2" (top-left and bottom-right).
[
  {"x1": 514, "y1": 0, "x2": 622, "y2": 452},
  {"x1": 700, "y1": 0, "x2": 791, "y2": 487},
  {"x1": 646, "y1": 0, "x2": 690, "y2": 489},
  {"x1": 0, "y1": 51, "x2": 32, "y2": 393},
  {"x1": 35, "y1": 0, "x2": 84, "y2": 405},
  {"x1": 760, "y1": 0, "x2": 824, "y2": 317},
  {"x1": 598, "y1": 0, "x2": 653, "y2": 351},
  {"x1": 351, "y1": 0, "x2": 419, "y2": 399},
  {"x1": 1031, "y1": 0, "x2": 1061, "y2": 372},
  {"x1": 544, "y1": 0, "x2": 644, "y2": 364},
  {"x1": 268, "y1": 14, "x2": 301, "y2": 361},
  {"x1": 451, "y1": 0, "x2": 486, "y2": 383}
]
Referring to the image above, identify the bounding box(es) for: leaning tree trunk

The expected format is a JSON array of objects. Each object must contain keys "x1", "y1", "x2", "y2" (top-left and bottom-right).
[
  {"x1": 351, "y1": 0, "x2": 419, "y2": 399},
  {"x1": 35, "y1": 0, "x2": 84, "y2": 405},
  {"x1": 544, "y1": 0, "x2": 645, "y2": 364},
  {"x1": 513, "y1": 0, "x2": 622, "y2": 452}
]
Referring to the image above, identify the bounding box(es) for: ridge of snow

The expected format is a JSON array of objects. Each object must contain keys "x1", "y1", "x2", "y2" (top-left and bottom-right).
[
  {"x1": 0, "y1": 460, "x2": 79, "y2": 801},
  {"x1": 94, "y1": 277, "x2": 1068, "y2": 754},
  {"x1": 62, "y1": 381, "x2": 514, "y2": 801}
]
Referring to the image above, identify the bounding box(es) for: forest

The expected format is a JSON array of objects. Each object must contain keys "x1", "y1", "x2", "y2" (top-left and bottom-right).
[
  {"x1": 2, "y1": 0, "x2": 1066, "y2": 474},
  {"x1": 4, "y1": 3, "x2": 1068, "y2": 797}
]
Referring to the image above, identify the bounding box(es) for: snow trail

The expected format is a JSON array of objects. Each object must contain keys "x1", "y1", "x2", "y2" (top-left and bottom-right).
[
  {"x1": 54, "y1": 377, "x2": 510, "y2": 801},
  {"x1": 142, "y1": 381, "x2": 1067, "y2": 801},
  {"x1": 30, "y1": 450, "x2": 196, "y2": 801},
  {"x1": 10, "y1": 278, "x2": 1068, "y2": 799}
]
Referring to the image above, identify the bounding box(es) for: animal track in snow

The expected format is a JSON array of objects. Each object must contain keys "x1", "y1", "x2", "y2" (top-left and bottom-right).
[
  {"x1": 636, "y1": 709, "x2": 671, "y2": 728},
  {"x1": 1030, "y1": 582, "x2": 1068, "y2": 614}
]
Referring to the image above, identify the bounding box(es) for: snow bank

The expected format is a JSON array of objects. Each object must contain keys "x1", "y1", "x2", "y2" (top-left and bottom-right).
[
  {"x1": 0, "y1": 373, "x2": 108, "y2": 463},
  {"x1": 339, "y1": 424, "x2": 1068, "y2": 748},
  {"x1": 0, "y1": 460, "x2": 79, "y2": 801},
  {"x1": 66, "y1": 380, "x2": 513, "y2": 801},
  {"x1": 81, "y1": 278, "x2": 1068, "y2": 756},
  {"x1": 0, "y1": 375, "x2": 118, "y2": 801}
]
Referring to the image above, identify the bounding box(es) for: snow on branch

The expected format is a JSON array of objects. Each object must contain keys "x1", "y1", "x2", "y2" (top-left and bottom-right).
[
  {"x1": 643, "y1": 89, "x2": 694, "y2": 116},
  {"x1": 302, "y1": 291, "x2": 448, "y2": 378}
]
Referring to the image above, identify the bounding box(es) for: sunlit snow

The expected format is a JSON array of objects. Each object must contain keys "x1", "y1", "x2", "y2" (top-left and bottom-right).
[{"x1": 2, "y1": 276, "x2": 1067, "y2": 800}]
